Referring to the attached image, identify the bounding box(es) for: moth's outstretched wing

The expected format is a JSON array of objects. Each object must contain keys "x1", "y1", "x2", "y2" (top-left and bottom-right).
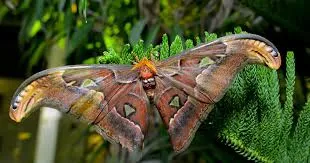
[
  {"x1": 154, "y1": 34, "x2": 281, "y2": 152},
  {"x1": 9, "y1": 65, "x2": 149, "y2": 151}
]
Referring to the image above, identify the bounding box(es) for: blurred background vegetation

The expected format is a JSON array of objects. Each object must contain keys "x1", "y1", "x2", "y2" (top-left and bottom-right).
[{"x1": 0, "y1": 0, "x2": 309, "y2": 162}]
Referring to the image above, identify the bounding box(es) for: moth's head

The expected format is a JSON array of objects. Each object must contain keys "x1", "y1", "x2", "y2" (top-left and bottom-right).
[
  {"x1": 223, "y1": 34, "x2": 281, "y2": 70},
  {"x1": 10, "y1": 80, "x2": 44, "y2": 122},
  {"x1": 132, "y1": 57, "x2": 157, "y2": 79}
]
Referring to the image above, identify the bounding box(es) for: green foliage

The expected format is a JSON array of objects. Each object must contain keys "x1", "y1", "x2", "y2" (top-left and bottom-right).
[
  {"x1": 68, "y1": 20, "x2": 94, "y2": 54},
  {"x1": 78, "y1": 0, "x2": 87, "y2": 20},
  {"x1": 195, "y1": 36, "x2": 201, "y2": 45},
  {"x1": 132, "y1": 40, "x2": 146, "y2": 60},
  {"x1": 98, "y1": 48, "x2": 121, "y2": 64},
  {"x1": 170, "y1": 36, "x2": 183, "y2": 56},
  {"x1": 2, "y1": 0, "x2": 265, "y2": 74},
  {"x1": 160, "y1": 34, "x2": 169, "y2": 59},
  {"x1": 129, "y1": 19, "x2": 147, "y2": 45},
  {"x1": 204, "y1": 32, "x2": 217, "y2": 43},
  {"x1": 185, "y1": 39, "x2": 194, "y2": 49},
  {"x1": 1, "y1": 0, "x2": 142, "y2": 72},
  {"x1": 289, "y1": 97, "x2": 310, "y2": 162},
  {"x1": 91, "y1": 29, "x2": 310, "y2": 163},
  {"x1": 234, "y1": 26, "x2": 246, "y2": 34},
  {"x1": 120, "y1": 44, "x2": 133, "y2": 64}
]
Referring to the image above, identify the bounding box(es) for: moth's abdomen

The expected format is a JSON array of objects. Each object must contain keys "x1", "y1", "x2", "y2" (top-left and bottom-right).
[{"x1": 142, "y1": 77, "x2": 156, "y2": 90}]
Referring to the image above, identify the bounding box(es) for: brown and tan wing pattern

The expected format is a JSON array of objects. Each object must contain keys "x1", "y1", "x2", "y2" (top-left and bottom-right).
[
  {"x1": 9, "y1": 65, "x2": 149, "y2": 151},
  {"x1": 154, "y1": 34, "x2": 281, "y2": 152}
]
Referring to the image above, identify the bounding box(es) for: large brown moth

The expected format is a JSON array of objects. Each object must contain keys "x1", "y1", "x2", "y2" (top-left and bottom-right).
[{"x1": 9, "y1": 34, "x2": 281, "y2": 153}]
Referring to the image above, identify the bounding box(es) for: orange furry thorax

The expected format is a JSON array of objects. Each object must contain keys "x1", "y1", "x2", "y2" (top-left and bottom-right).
[{"x1": 132, "y1": 57, "x2": 157, "y2": 79}]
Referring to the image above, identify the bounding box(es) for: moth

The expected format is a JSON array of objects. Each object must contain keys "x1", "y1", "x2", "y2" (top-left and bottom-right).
[{"x1": 9, "y1": 34, "x2": 281, "y2": 153}]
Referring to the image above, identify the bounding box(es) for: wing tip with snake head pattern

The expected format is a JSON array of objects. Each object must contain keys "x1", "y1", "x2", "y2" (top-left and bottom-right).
[
  {"x1": 9, "y1": 65, "x2": 133, "y2": 122},
  {"x1": 9, "y1": 66, "x2": 66, "y2": 122},
  {"x1": 9, "y1": 64, "x2": 149, "y2": 151},
  {"x1": 220, "y1": 33, "x2": 281, "y2": 69},
  {"x1": 154, "y1": 33, "x2": 281, "y2": 153}
]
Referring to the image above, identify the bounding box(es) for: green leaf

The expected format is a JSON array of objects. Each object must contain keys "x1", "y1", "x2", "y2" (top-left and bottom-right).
[
  {"x1": 145, "y1": 24, "x2": 160, "y2": 46},
  {"x1": 79, "y1": 0, "x2": 88, "y2": 21},
  {"x1": 98, "y1": 48, "x2": 121, "y2": 64},
  {"x1": 132, "y1": 40, "x2": 145, "y2": 59},
  {"x1": 204, "y1": 32, "x2": 218, "y2": 43},
  {"x1": 19, "y1": 0, "x2": 44, "y2": 41},
  {"x1": 144, "y1": 44, "x2": 155, "y2": 59},
  {"x1": 129, "y1": 19, "x2": 147, "y2": 45},
  {"x1": 57, "y1": 37, "x2": 66, "y2": 49},
  {"x1": 120, "y1": 44, "x2": 132, "y2": 64},
  {"x1": 152, "y1": 45, "x2": 160, "y2": 60},
  {"x1": 82, "y1": 56, "x2": 100, "y2": 64},
  {"x1": 289, "y1": 97, "x2": 310, "y2": 162},
  {"x1": 234, "y1": 26, "x2": 243, "y2": 34},
  {"x1": 170, "y1": 35, "x2": 183, "y2": 56},
  {"x1": 185, "y1": 39, "x2": 194, "y2": 49},
  {"x1": 195, "y1": 36, "x2": 201, "y2": 45},
  {"x1": 33, "y1": 0, "x2": 44, "y2": 18},
  {"x1": 0, "y1": 5, "x2": 9, "y2": 23},
  {"x1": 58, "y1": 0, "x2": 67, "y2": 11},
  {"x1": 225, "y1": 32, "x2": 233, "y2": 36},
  {"x1": 160, "y1": 34, "x2": 169, "y2": 60},
  {"x1": 28, "y1": 20, "x2": 41, "y2": 37},
  {"x1": 27, "y1": 42, "x2": 46, "y2": 73},
  {"x1": 64, "y1": 7, "x2": 74, "y2": 37},
  {"x1": 68, "y1": 20, "x2": 94, "y2": 54},
  {"x1": 19, "y1": 0, "x2": 32, "y2": 10},
  {"x1": 42, "y1": 9, "x2": 51, "y2": 22},
  {"x1": 282, "y1": 52, "x2": 295, "y2": 139}
]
